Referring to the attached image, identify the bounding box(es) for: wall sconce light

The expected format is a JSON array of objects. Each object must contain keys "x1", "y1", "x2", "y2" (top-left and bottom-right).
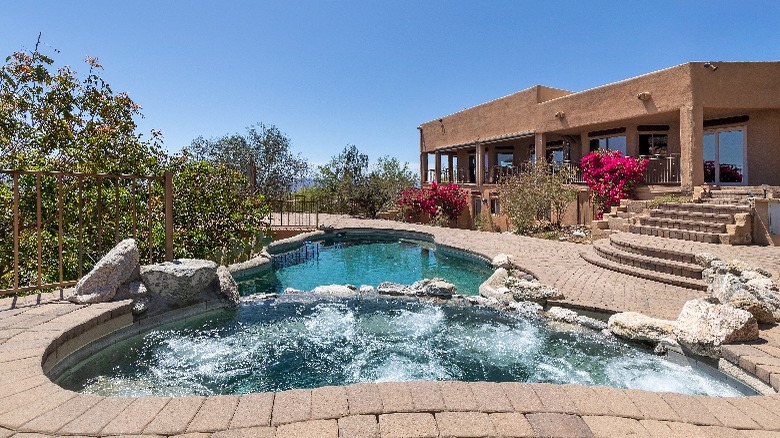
[
  {"x1": 637, "y1": 92, "x2": 652, "y2": 101},
  {"x1": 554, "y1": 111, "x2": 565, "y2": 119},
  {"x1": 703, "y1": 62, "x2": 718, "y2": 71}
]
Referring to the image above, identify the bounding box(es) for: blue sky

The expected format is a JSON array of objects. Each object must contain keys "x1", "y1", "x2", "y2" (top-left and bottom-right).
[{"x1": 2, "y1": 1, "x2": 779, "y2": 170}]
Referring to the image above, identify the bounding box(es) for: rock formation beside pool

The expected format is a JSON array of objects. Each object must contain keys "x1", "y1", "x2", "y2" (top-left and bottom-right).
[
  {"x1": 674, "y1": 297, "x2": 759, "y2": 358},
  {"x1": 69, "y1": 239, "x2": 240, "y2": 317},
  {"x1": 504, "y1": 276, "x2": 564, "y2": 305},
  {"x1": 607, "y1": 312, "x2": 676, "y2": 343},
  {"x1": 70, "y1": 238, "x2": 140, "y2": 304},
  {"x1": 607, "y1": 297, "x2": 759, "y2": 358},
  {"x1": 479, "y1": 266, "x2": 563, "y2": 307},
  {"x1": 697, "y1": 253, "x2": 780, "y2": 323},
  {"x1": 377, "y1": 278, "x2": 457, "y2": 298}
]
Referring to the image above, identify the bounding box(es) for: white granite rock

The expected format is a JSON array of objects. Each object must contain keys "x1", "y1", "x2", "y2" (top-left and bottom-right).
[
  {"x1": 140, "y1": 259, "x2": 218, "y2": 307},
  {"x1": 70, "y1": 239, "x2": 140, "y2": 304},
  {"x1": 674, "y1": 298, "x2": 759, "y2": 358},
  {"x1": 607, "y1": 312, "x2": 676, "y2": 343}
]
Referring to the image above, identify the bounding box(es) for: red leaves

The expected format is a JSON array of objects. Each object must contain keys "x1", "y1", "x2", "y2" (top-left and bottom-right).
[{"x1": 581, "y1": 150, "x2": 648, "y2": 219}]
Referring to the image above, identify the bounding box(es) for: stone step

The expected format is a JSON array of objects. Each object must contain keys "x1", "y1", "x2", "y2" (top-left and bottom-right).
[
  {"x1": 608, "y1": 233, "x2": 697, "y2": 265},
  {"x1": 649, "y1": 209, "x2": 735, "y2": 224},
  {"x1": 659, "y1": 202, "x2": 751, "y2": 214},
  {"x1": 637, "y1": 216, "x2": 727, "y2": 234},
  {"x1": 593, "y1": 239, "x2": 703, "y2": 280},
  {"x1": 580, "y1": 247, "x2": 707, "y2": 291},
  {"x1": 628, "y1": 224, "x2": 722, "y2": 244}
]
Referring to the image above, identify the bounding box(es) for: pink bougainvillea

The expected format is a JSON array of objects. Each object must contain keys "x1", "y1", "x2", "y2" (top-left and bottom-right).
[
  {"x1": 581, "y1": 150, "x2": 648, "y2": 219},
  {"x1": 398, "y1": 182, "x2": 468, "y2": 222}
]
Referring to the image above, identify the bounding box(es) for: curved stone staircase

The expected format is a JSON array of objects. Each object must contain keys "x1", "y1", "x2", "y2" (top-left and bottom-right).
[{"x1": 581, "y1": 232, "x2": 707, "y2": 290}]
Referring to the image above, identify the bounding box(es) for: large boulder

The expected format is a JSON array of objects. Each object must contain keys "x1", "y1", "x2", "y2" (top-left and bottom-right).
[
  {"x1": 70, "y1": 239, "x2": 140, "y2": 304},
  {"x1": 311, "y1": 284, "x2": 359, "y2": 298},
  {"x1": 705, "y1": 260, "x2": 780, "y2": 323},
  {"x1": 505, "y1": 277, "x2": 563, "y2": 305},
  {"x1": 216, "y1": 266, "x2": 240, "y2": 305},
  {"x1": 377, "y1": 282, "x2": 412, "y2": 296},
  {"x1": 674, "y1": 298, "x2": 759, "y2": 358},
  {"x1": 411, "y1": 278, "x2": 457, "y2": 298},
  {"x1": 607, "y1": 312, "x2": 676, "y2": 343},
  {"x1": 479, "y1": 268, "x2": 513, "y2": 302},
  {"x1": 140, "y1": 259, "x2": 218, "y2": 307},
  {"x1": 491, "y1": 254, "x2": 513, "y2": 270}
]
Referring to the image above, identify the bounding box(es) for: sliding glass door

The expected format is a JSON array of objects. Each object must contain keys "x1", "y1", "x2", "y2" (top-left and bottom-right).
[{"x1": 703, "y1": 127, "x2": 746, "y2": 184}]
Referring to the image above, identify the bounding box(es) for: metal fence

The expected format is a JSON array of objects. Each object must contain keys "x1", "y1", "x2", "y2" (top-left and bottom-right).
[
  {"x1": 267, "y1": 195, "x2": 320, "y2": 229},
  {"x1": 0, "y1": 169, "x2": 173, "y2": 296}
]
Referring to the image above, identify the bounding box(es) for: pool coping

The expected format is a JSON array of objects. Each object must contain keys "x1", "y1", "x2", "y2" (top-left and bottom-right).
[{"x1": 3, "y1": 223, "x2": 780, "y2": 437}]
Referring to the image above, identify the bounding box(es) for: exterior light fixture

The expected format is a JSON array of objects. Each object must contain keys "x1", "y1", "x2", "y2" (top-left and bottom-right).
[
  {"x1": 703, "y1": 62, "x2": 718, "y2": 71},
  {"x1": 554, "y1": 111, "x2": 565, "y2": 119},
  {"x1": 637, "y1": 92, "x2": 652, "y2": 101}
]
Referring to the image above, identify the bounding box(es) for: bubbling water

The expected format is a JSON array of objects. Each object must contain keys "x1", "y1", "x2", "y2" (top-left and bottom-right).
[{"x1": 56, "y1": 298, "x2": 751, "y2": 397}]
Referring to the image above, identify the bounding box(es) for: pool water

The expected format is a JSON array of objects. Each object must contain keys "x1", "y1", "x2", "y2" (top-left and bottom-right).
[
  {"x1": 56, "y1": 298, "x2": 751, "y2": 397},
  {"x1": 237, "y1": 239, "x2": 494, "y2": 296}
]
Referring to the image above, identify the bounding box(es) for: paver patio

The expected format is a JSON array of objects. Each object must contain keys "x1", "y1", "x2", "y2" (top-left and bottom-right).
[{"x1": 2, "y1": 216, "x2": 780, "y2": 437}]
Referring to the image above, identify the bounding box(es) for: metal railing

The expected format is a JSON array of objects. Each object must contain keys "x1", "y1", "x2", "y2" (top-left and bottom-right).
[
  {"x1": 0, "y1": 169, "x2": 173, "y2": 296},
  {"x1": 267, "y1": 195, "x2": 320, "y2": 229},
  {"x1": 641, "y1": 155, "x2": 680, "y2": 184}
]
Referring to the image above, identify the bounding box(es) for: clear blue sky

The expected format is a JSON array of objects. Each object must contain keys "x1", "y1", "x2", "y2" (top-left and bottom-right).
[{"x1": 2, "y1": 1, "x2": 779, "y2": 170}]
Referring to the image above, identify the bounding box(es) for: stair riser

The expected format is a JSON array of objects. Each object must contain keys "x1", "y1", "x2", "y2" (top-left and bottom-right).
[
  {"x1": 628, "y1": 225, "x2": 721, "y2": 244},
  {"x1": 594, "y1": 246, "x2": 702, "y2": 279},
  {"x1": 649, "y1": 211, "x2": 735, "y2": 225},
  {"x1": 639, "y1": 218, "x2": 726, "y2": 233},
  {"x1": 609, "y1": 239, "x2": 697, "y2": 265},
  {"x1": 660, "y1": 203, "x2": 750, "y2": 214},
  {"x1": 581, "y1": 250, "x2": 707, "y2": 291}
]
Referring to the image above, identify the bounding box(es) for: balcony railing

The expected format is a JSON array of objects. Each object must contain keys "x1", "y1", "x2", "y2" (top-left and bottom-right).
[{"x1": 425, "y1": 155, "x2": 679, "y2": 186}]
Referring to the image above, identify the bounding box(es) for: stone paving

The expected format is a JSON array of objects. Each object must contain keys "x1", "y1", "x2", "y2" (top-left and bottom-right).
[{"x1": 3, "y1": 216, "x2": 780, "y2": 437}]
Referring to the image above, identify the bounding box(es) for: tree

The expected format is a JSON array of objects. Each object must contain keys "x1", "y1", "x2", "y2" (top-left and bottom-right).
[
  {"x1": 0, "y1": 48, "x2": 164, "y2": 174},
  {"x1": 0, "y1": 42, "x2": 269, "y2": 292},
  {"x1": 188, "y1": 123, "x2": 308, "y2": 199},
  {"x1": 313, "y1": 146, "x2": 417, "y2": 218},
  {"x1": 314, "y1": 145, "x2": 369, "y2": 214}
]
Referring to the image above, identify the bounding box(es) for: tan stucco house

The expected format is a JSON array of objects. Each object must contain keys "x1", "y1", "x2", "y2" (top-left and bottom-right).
[{"x1": 418, "y1": 61, "x2": 780, "y2": 226}]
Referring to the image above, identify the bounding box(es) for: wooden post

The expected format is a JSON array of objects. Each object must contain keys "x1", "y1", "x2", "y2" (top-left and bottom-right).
[{"x1": 164, "y1": 171, "x2": 174, "y2": 261}]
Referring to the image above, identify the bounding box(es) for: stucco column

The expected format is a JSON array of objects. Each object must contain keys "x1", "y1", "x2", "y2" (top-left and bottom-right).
[
  {"x1": 535, "y1": 133, "x2": 547, "y2": 164},
  {"x1": 488, "y1": 146, "x2": 498, "y2": 183},
  {"x1": 434, "y1": 151, "x2": 442, "y2": 183},
  {"x1": 580, "y1": 132, "x2": 590, "y2": 160},
  {"x1": 626, "y1": 125, "x2": 638, "y2": 157},
  {"x1": 680, "y1": 105, "x2": 704, "y2": 190},
  {"x1": 476, "y1": 143, "x2": 485, "y2": 186},
  {"x1": 420, "y1": 152, "x2": 428, "y2": 184},
  {"x1": 447, "y1": 154, "x2": 454, "y2": 183}
]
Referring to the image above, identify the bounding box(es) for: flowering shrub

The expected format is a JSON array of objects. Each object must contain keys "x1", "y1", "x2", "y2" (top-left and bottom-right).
[
  {"x1": 581, "y1": 150, "x2": 648, "y2": 219},
  {"x1": 398, "y1": 182, "x2": 467, "y2": 223}
]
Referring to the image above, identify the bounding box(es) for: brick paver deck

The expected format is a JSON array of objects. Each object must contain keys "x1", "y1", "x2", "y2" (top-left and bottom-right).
[{"x1": 3, "y1": 216, "x2": 780, "y2": 437}]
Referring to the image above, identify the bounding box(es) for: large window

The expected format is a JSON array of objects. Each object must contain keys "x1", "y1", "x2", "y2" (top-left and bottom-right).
[
  {"x1": 589, "y1": 135, "x2": 627, "y2": 155},
  {"x1": 639, "y1": 133, "x2": 668, "y2": 156},
  {"x1": 704, "y1": 127, "x2": 745, "y2": 184}
]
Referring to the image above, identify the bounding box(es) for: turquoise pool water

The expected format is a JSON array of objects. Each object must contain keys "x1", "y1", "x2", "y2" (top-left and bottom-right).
[
  {"x1": 56, "y1": 297, "x2": 751, "y2": 397},
  {"x1": 236, "y1": 239, "x2": 494, "y2": 296},
  {"x1": 54, "y1": 239, "x2": 753, "y2": 398}
]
